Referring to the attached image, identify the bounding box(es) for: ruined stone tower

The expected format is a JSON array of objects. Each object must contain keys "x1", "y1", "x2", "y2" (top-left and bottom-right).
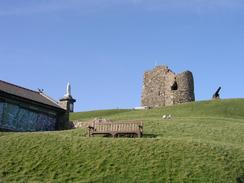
[{"x1": 141, "y1": 65, "x2": 195, "y2": 108}]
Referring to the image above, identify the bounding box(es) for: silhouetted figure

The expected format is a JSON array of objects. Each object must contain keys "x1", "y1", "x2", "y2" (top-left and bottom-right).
[{"x1": 212, "y1": 87, "x2": 221, "y2": 99}]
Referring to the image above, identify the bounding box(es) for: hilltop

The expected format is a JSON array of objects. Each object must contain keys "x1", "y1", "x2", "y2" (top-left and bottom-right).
[{"x1": 0, "y1": 99, "x2": 244, "y2": 182}]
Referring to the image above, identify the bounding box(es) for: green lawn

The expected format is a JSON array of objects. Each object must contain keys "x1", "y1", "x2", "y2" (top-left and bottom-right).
[{"x1": 0, "y1": 99, "x2": 244, "y2": 182}]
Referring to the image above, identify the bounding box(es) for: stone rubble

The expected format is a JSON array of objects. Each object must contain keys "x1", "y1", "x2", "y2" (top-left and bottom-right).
[{"x1": 72, "y1": 118, "x2": 112, "y2": 129}]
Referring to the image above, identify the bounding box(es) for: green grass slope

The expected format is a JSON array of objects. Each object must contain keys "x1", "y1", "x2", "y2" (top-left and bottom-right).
[{"x1": 0, "y1": 99, "x2": 244, "y2": 183}]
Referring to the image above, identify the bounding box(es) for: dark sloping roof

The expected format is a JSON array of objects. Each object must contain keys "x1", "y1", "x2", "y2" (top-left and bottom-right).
[{"x1": 0, "y1": 80, "x2": 64, "y2": 110}]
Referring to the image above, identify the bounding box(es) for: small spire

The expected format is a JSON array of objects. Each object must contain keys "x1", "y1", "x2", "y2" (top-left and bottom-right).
[{"x1": 65, "y1": 82, "x2": 71, "y2": 97}]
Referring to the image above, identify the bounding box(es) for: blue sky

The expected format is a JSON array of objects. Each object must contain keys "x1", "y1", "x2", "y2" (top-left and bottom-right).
[{"x1": 0, "y1": 0, "x2": 243, "y2": 111}]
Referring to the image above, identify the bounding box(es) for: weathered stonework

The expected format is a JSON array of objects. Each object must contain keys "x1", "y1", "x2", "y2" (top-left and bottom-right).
[
  {"x1": 141, "y1": 65, "x2": 195, "y2": 108},
  {"x1": 72, "y1": 118, "x2": 112, "y2": 129}
]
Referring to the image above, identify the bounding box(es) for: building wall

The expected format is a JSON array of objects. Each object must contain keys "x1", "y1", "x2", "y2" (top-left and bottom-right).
[
  {"x1": 141, "y1": 65, "x2": 195, "y2": 108},
  {"x1": 0, "y1": 100, "x2": 57, "y2": 131}
]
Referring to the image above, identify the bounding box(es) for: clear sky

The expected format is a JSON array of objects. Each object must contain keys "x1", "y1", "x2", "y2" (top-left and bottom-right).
[{"x1": 0, "y1": 0, "x2": 243, "y2": 112}]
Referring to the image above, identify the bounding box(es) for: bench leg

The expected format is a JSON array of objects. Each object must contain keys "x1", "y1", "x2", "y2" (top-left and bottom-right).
[
  {"x1": 113, "y1": 133, "x2": 118, "y2": 138},
  {"x1": 138, "y1": 132, "x2": 141, "y2": 138}
]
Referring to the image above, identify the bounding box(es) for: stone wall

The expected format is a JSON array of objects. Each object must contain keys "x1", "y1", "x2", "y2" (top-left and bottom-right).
[
  {"x1": 72, "y1": 118, "x2": 112, "y2": 129},
  {"x1": 141, "y1": 65, "x2": 195, "y2": 108},
  {"x1": 0, "y1": 101, "x2": 56, "y2": 131}
]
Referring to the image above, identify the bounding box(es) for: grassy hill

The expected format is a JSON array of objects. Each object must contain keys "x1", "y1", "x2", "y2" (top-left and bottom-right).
[{"x1": 0, "y1": 99, "x2": 244, "y2": 182}]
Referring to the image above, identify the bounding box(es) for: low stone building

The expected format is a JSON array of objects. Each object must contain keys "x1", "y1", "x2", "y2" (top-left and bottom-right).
[
  {"x1": 0, "y1": 80, "x2": 76, "y2": 131},
  {"x1": 141, "y1": 65, "x2": 195, "y2": 108}
]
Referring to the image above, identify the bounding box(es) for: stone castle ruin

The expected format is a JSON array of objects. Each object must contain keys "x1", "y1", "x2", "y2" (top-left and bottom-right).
[{"x1": 141, "y1": 65, "x2": 195, "y2": 108}]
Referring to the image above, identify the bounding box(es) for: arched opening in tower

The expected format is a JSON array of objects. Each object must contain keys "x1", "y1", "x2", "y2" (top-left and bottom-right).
[{"x1": 171, "y1": 81, "x2": 178, "y2": 91}]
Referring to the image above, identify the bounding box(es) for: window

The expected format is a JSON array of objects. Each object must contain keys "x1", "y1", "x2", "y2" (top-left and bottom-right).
[
  {"x1": 70, "y1": 103, "x2": 74, "y2": 112},
  {"x1": 171, "y1": 81, "x2": 178, "y2": 90}
]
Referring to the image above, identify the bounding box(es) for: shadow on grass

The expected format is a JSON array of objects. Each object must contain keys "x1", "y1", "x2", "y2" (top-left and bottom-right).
[
  {"x1": 236, "y1": 162, "x2": 244, "y2": 183},
  {"x1": 236, "y1": 175, "x2": 244, "y2": 183},
  {"x1": 88, "y1": 133, "x2": 158, "y2": 138},
  {"x1": 143, "y1": 134, "x2": 158, "y2": 138}
]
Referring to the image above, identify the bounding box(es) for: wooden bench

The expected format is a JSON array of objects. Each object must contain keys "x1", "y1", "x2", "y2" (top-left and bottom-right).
[{"x1": 88, "y1": 121, "x2": 143, "y2": 138}]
